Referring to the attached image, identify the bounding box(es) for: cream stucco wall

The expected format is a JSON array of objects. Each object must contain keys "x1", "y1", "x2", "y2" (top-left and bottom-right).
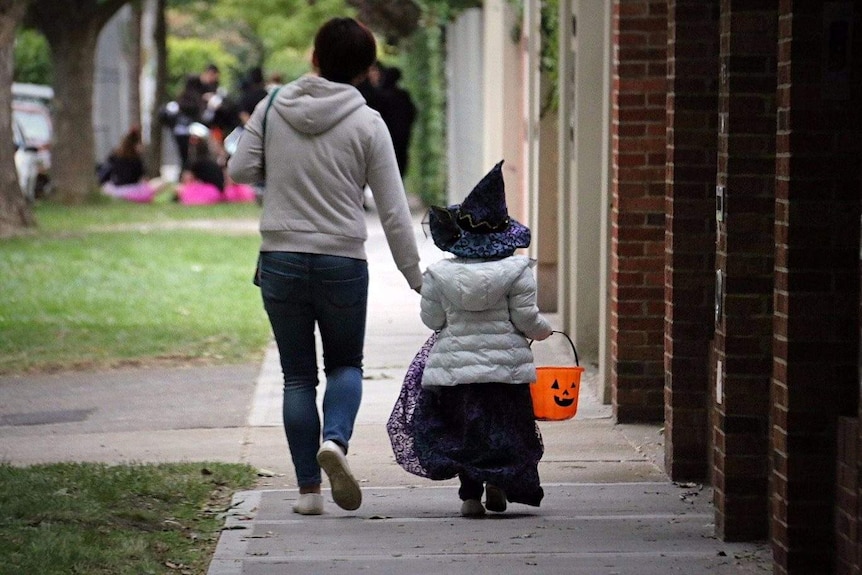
[
  {"x1": 537, "y1": 109, "x2": 559, "y2": 312},
  {"x1": 476, "y1": 0, "x2": 567, "y2": 318},
  {"x1": 447, "y1": 1, "x2": 617, "y2": 372},
  {"x1": 556, "y1": 0, "x2": 613, "y2": 400},
  {"x1": 568, "y1": 0, "x2": 610, "y2": 365},
  {"x1": 482, "y1": 0, "x2": 525, "y2": 221},
  {"x1": 446, "y1": 9, "x2": 485, "y2": 204}
]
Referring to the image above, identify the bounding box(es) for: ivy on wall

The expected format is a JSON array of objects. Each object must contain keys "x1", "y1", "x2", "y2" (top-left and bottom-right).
[
  {"x1": 378, "y1": 0, "x2": 559, "y2": 206},
  {"x1": 396, "y1": 0, "x2": 480, "y2": 207},
  {"x1": 507, "y1": 0, "x2": 559, "y2": 115},
  {"x1": 539, "y1": 0, "x2": 559, "y2": 115},
  {"x1": 399, "y1": 17, "x2": 447, "y2": 207}
]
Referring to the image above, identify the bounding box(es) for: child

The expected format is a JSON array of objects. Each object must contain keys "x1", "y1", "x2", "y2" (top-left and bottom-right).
[{"x1": 388, "y1": 161, "x2": 553, "y2": 516}]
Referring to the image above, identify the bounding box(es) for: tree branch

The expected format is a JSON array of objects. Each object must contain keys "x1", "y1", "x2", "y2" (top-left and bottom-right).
[
  {"x1": 27, "y1": 0, "x2": 131, "y2": 32},
  {"x1": 94, "y1": 0, "x2": 132, "y2": 28},
  {"x1": 346, "y1": 0, "x2": 422, "y2": 39}
]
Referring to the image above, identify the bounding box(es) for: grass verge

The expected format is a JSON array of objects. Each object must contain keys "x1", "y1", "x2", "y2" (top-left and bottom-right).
[
  {"x1": 0, "y1": 202, "x2": 270, "y2": 374},
  {"x1": 33, "y1": 201, "x2": 263, "y2": 232},
  {"x1": 0, "y1": 462, "x2": 258, "y2": 575}
]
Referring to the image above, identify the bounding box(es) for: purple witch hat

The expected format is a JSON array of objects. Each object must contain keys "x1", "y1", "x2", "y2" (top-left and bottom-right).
[{"x1": 427, "y1": 160, "x2": 531, "y2": 258}]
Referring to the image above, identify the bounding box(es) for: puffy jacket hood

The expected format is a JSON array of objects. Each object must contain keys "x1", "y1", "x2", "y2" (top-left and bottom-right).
[
  {"x1": 427, "y1": 256, "x2": 532, "y2": 312},
  {"x1": 273, "y1": 75, "x2": 366, "y2": 135}
]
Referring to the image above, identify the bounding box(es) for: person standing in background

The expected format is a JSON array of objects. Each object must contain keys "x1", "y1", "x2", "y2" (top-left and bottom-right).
[
  {"x1": 358, "y1": 64, "x2": 416, "y2": 177},
  {"x1": 376, "y1": 66, "x2": 416, "y2": 177},
  {"x1": 239, "y1": 67, "x2": 269, "y2": 126},
  {"x1": 172, "y1": 64, "x2": 221, "y2": 170}
]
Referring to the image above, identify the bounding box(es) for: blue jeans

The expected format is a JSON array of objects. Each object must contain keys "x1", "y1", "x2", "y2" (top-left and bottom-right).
[{"x1": 259, "y1": 252, "x2": 368, "y2": 488}]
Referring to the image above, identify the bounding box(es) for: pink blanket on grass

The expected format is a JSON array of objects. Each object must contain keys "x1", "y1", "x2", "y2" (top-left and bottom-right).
[
  {"x1": 178, "y1": 182, "x2": 256, "y2": 205},
  {"x1": 101, "y1": 182, "x2": 156, "y2": 203}
]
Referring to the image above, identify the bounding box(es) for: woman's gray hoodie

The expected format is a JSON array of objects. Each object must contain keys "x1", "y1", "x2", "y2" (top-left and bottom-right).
[{"x1": 228, "y1": 74, "x2": 422, "y2": 289}]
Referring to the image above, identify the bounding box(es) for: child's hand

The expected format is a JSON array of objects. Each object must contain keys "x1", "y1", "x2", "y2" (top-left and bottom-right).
[{"x1": 534, "y1": 329, "x2": 553, "y2": 341}]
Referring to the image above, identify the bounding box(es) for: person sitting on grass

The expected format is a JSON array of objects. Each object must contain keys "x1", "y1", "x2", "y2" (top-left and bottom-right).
[
  {"x1": 177, "y1": 122, "x2": 255, "y2": 205},
  {"x1": 98, "y1": 126, "x2": 160, "y2": 203}
]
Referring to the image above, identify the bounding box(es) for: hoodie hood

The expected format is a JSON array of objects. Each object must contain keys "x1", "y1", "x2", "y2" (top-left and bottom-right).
[
  {"x1": 428, "y1": 256, "x2": 532, "y2": 312},
  {"x1": 274, "y1": 75, "x2": 366, "y2": 135}
]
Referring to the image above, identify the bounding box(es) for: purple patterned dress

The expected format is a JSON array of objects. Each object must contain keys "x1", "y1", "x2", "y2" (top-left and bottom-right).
[{"x1": 387, "y1": 333, "x2": 544, "y2": 507}]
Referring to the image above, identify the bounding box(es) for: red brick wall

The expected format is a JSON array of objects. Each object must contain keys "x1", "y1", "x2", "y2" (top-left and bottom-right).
[
  {"x1": 664, "y1": 0, "x2": 719, "y2": 481},
  {"x1": 611, "y1": 0, "x2": 667, "y2": 423},
  {"x1": 772, "y1": 2, "x2": 862, "y2": 572},
  {"x1": 712, "y1": 0, "x2": 777, "y2": 542}
]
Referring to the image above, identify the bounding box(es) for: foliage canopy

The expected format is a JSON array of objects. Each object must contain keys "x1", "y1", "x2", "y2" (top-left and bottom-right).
[
  {"x1": 14, "y1": 29, "x2": 52, "y2": 85},
  {"x1": 167, "y1": 0, "x2": 353, "y2": 90}
]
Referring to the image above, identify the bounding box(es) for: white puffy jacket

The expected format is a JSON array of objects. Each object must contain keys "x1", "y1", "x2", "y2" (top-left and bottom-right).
[{"x1": 420, "y1": 255, "x2": 553, "y2": 388}]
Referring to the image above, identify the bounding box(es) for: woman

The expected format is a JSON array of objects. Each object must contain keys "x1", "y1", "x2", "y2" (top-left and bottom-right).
[
  {"x1": 99, "y1": 126, "x2": 156, "y2": 203},
  {"x1": 228, "y1": 17, "x2": 422, "y2": 516}
]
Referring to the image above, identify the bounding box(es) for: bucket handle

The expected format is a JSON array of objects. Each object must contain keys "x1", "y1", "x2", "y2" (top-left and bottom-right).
[{"x1": 529, "y1": 330, "x2": 580, "y2": 367}]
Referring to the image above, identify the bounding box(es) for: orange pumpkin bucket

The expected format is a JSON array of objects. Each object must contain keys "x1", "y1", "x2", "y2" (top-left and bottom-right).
[{"x1": 530, "y1": 331, "x2": 584, "y2": 421}]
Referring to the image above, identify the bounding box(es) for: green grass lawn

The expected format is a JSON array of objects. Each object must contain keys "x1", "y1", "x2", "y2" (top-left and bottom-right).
[
  {"x1": 0, "y1": 202, "x2": 269, "y2": 573},
  {"x1": 0, "y1": 462, "x2": 258, "y2": 575},
  {"x1": 34, "y1": 200, "x2": 263, "y2": 232},
  {"x1": 0, "y1": 202, "x2": 271, "y2": 374}
]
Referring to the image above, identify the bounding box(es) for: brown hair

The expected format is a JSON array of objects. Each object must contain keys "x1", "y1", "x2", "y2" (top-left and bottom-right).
[
  {"x1": 114, "y1": 126, "x2": 142, "y2": 159},
  {"x1": 313, "y1": 17, "x2": 376, "y2": 84}
]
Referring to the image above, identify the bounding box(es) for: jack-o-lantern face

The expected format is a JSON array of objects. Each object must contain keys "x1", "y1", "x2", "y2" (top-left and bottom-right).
[
  {"x1": 531, "y1": 365, "x2": 583, "y2": 421},
  {"x1": 551, "y1": 379, "x2": 577, "y2": 407}
]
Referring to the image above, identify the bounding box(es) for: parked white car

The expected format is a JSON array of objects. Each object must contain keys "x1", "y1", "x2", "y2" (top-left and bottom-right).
[
  {"x1": 14, "y1": 120, "x2": 40, "y2": 203},
  {"x1": 12, "y1": 83, "x2": 53, "y2": 199}
]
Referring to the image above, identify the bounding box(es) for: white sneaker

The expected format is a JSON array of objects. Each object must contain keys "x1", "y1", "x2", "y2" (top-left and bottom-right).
[
  {"x1": 292, "y1": 493, "x2": 324, "y2": 515},
  {"x1": 316, "y1": 440, "x2": 362, "y2": 511}
]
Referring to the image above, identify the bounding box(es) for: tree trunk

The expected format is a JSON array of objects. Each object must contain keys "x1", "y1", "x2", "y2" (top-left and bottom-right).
[
  {"x1": 145, "y1": 0, "x2": 166, "y2": 178},
  {"x1": 27, "y1": 0, "x2": 130, "y2": 204},
  {"x1": 49, "y1": 28, "x2": 99, "y2": 204},
  {"x1": 0, "y1": 0, "x2": 35, "y2": 234},
  {"x1": 128, "y1": 1, "x2": 141, "y2": 126}
]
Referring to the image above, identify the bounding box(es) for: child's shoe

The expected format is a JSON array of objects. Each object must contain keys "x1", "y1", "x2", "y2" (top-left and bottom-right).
[
  {"x1": 292, "y1": 493, "x2": 324, "y2": 515},
  {"x1": 460, "y1": 499, "x2": 486, "y2": 517},
  {"x1": 316, "y1": 440, "x2": 362, "y2": 511},
  {"x1": 485, "y1": 484, "x2": 507, "y2": 513}
]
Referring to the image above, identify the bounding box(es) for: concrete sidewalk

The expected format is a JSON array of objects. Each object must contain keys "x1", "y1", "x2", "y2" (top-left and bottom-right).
[
  {"x1": 0, "y1": 210, "x2": 771, "y2": 573},
  {"x1": 206, "y1": 212, "x2": 769, "y2": 573},
  {"x1": 209, "y1": 483, "x2": 769, "y2": 575}
]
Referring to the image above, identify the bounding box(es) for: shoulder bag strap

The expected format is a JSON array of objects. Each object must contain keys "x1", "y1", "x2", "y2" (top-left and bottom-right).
[{"x1": 260, "y1": 86, "x2": 282, "y2": 178}]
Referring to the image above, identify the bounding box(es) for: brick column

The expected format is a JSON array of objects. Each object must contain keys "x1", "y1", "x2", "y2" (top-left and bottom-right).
[
  {"x1": 610, "y1": 0, "x2": 667, "y2": 423},
  {"x1": 837, "y1": 417, "x2": 859, "y2": 574},
  {"x1": 858, "y1": 197, "x2": 862, "y2": 575},
  {"x1": 712, "y1": 0, "x2": 777, "y2": 542},
  {"x1": 664, "y1": 0, "x2": 720, "y2": 481},
  {"x1": 772, "y1": 3, "x2": 862, "y2": 572}
]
